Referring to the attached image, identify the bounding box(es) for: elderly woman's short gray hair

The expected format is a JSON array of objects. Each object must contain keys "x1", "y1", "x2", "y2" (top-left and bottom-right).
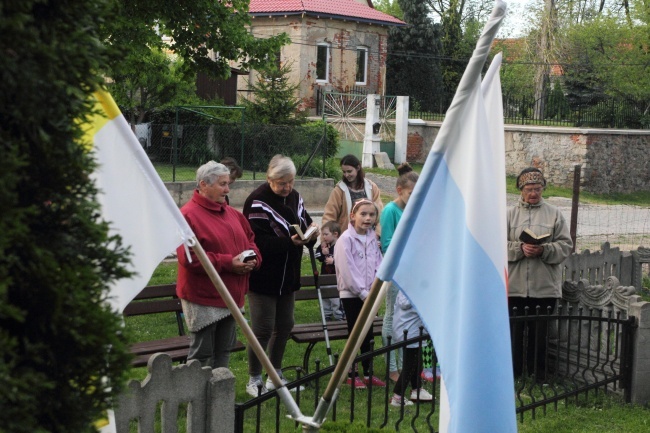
[
  {"x1": 266, "y1": 154, "x2": 296, "y2": 180},
  {"x1": 196, "y1": 160, "x2": 230, "y2": 187}
]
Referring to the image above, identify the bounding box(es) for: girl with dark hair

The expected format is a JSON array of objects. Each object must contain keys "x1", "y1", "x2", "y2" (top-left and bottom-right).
[{"x1": 322, "y1": 154, "x2": 383, "y2": 234}]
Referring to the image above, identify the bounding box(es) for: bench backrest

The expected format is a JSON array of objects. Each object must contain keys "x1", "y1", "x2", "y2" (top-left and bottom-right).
[
  {"x1": 123, "y1": 284, "x2": 185, "y2": 336},
  {"x1": 296, "y1": 274, "x2": 339, "y2": 301},
  {"x1": 124, "y1": 274, "x2": 339, "y2": 323},
  {"x1": 123, "y1": 284, "x2": 181, "y2": 316}
]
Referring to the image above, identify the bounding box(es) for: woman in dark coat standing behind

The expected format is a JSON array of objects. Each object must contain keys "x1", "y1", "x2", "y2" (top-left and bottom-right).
[{"x1": 242, "y1": 154, "x2": 319, "y2": 396}]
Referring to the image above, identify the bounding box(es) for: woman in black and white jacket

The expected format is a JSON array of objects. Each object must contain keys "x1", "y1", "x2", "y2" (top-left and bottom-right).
[{"x1": 242, "y1": 154, "x2": 318, "y2": 397}]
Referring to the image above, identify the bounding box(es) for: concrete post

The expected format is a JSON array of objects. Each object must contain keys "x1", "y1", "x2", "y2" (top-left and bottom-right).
[
  {"x1": 362, "y1": 94, "x2": 381, "y2": 168},
  {"x1": 628, "y1": 301, "x2": 650, "y2": 404},
  {"x1": 394, "y1": 96, "x2": 409, "y2": 164},
  {"x1": 207, "y1": 368, "x2": 236, "y2": 433}
]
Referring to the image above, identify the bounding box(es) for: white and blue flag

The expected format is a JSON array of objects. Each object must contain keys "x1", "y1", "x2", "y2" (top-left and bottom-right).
[{"x1": 377, "y1": 1, "x2": 516, "y2": 431}]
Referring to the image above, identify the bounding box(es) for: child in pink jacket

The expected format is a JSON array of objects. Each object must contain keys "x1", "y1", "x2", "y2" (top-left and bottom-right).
[{"x1": 334, "y1": 199, "x2": 385, "y2": 389}]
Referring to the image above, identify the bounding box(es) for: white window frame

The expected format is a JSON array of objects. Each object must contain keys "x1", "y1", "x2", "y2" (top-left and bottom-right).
[
  {"x1": 355, "y1": 46, "x2": 368, "y2": 85},
  {"x1": 316, "y1": 43, "x2": 330, "y2": 83}
]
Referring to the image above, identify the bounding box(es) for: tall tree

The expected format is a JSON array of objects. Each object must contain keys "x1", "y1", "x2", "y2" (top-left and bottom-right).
[
  {"x1": 244, "y1": 64, "x2": 305, "y2": 125},
  {"x1": 110, "y1": 49, "x2": 201, "y2": 126},
  {"x1": 104, "y1": 0, "x2": 289, "y2": 122},
  {"x1": 560, "y1": 2, "x2": 650, "y2": 125},
  {"x1": 386, "y1": 0, "x2": 443, "y2": 111},
  {"x1": 426, "y1": 0, "x2": 493, "y2": 91},
  {"x1": 103, "y1": 0, "x2": 288, "y2": 81},
  {"x1": 533, "y1": 0, "x2": 559, "y2": 118},
  {"x1": 373, "y1": 0, "x2": 405, "y2": 19}
]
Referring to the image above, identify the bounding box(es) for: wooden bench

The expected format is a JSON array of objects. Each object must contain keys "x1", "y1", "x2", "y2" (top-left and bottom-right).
[
  {"x1": 291, "y1": 274, "x2": 384, "y2": 373},
  {"x1": 126, "y1": 276, "x2": 383, "y2": 371},
  {"x1": 124, "y1": 284, "x2": 244, "y2": 367}
]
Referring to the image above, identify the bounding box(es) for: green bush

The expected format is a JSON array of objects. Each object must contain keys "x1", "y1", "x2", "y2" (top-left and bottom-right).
[
  {"x1": 2, "y1": 2, "x2": 133, "y2": 432},
  {"x1": 545, "y1": 84, "x2": 572, "y2": 121},
  {"x1": 301, "y1": 120, "x2": 340, "y2": 160},
  {"x1": 292, "y1": 154, "x2": 341, "y2": 180}
]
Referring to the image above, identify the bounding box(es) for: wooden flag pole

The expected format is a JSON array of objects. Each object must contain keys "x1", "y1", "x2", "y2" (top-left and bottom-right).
[
  {"x1": 188, "y1": 238, "x2": 319, "y2": 428},
  {"x1": 306, "y1": 278, "x2": 391, "y2": 429}
]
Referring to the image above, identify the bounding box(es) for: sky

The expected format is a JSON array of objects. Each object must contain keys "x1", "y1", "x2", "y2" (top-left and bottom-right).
[{"x1": 499, "y1": 0, "x2": 531, "y2": 38}]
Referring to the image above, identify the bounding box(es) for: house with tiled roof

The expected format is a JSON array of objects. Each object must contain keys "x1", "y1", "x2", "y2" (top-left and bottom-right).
[{"x1": 239, "y1": 0, "x2": 405, "y2": 112}]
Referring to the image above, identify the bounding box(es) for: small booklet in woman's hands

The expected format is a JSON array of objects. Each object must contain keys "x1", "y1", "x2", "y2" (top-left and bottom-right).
[
  {"x1": 290, "y1": 224, "x2": 317, "y2": 240},
  {"x1": 519, "y1": 228, "x2": 551, "y2": 245}
]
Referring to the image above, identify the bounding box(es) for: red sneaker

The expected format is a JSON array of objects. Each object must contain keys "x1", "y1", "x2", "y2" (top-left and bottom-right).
[
  {"x1": 363, "y1": 376, "x2": 386, "y2": 387},
  {"x1": 346, "y1": 376, "x2": 367, "y2": 389}
]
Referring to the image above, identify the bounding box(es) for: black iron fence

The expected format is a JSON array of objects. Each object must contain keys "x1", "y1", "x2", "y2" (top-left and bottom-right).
[
  {"x1": 140, "y1": 122, "x2": 331, "y2": 182},
  {"x1": 410, "y1": 93, "x2": 650, "y2": 129},
  {"x1": 316, "y1": 88, "x2": 649, "y2": 129},
  {"x1": 234, "y1": 308, "x2": 634, "y2": 432}
]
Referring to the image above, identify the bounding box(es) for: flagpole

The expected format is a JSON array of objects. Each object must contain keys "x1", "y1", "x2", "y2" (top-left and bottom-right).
[
  {"x1": 306, "y1": 278, "x2": 391, "y2": 429},
  {"x1": 188, "y1": 237, "x2": 319, "y2": 429}
]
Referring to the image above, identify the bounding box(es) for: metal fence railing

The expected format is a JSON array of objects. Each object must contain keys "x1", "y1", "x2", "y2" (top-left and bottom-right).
[
  {"x1": 234, "y1": 309, "x2": 635, "y2": 432},
  {"x1": 412, "y1": 93, "x2": 649, "y2": 129},
  {"x1": 140, "y1": 122, "x2": 330, "y2": 182},
  {"x1": 318, "y1": 88, "x2": 649, "y2": 129}
]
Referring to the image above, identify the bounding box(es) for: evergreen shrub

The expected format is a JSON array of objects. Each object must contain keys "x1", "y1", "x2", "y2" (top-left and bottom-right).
[{"x1": 1, "y1": 2, "x2": 133, "y2": 432}]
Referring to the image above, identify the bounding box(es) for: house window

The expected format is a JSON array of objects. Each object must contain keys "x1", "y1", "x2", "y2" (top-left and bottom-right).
[
  {"x1": 316, "y1": 44, "x2": 329, "y2": 82},
  {"x1": 355, "y1": 47, "x2": 368, "y2": 85}
]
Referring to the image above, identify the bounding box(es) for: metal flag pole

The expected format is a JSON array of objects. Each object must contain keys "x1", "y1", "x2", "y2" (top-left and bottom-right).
[
  {"x1": 308, "y1": 246, "x2": 334, "y2": 366},
  {"x1": 303, "y1": 277, "x2": 391, "y2": 431},
  {"x1": 187, "y1": 237, "x2": 319, "y2": 429}
]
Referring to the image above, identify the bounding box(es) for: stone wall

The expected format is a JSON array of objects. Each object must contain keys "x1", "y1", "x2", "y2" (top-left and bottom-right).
[
  {"x1": 403, "y1": 122, "x2": 650, "y2": 194},
  {"x1": 165, "y1": 178, "x2": 335, "y2": 210}
]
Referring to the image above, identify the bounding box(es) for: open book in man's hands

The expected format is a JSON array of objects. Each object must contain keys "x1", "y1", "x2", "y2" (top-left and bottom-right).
[
  {"x1": 290, "y1": 224, "x2": 317, "y2": 240},
  {"x1": 519, "y1": 228, "x2": 551, "y2": 245}
]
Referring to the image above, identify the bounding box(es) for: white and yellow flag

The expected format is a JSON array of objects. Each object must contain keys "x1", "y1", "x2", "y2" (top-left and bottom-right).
[{"x1": 86, "y1": 90, "x2": 194, "y2": 313}]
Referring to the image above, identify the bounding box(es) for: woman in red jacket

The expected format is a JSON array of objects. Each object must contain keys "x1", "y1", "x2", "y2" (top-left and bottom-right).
[{"x1": 176, "y1": 161, "x2": 261, "y2": 369}]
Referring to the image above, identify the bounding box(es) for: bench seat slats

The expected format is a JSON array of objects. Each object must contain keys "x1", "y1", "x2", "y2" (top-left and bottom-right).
[
  {"x1": 123, "y1": 298, "x2": 182, "y2": 316},
  {"x1": 132, "y1": 284, "x2": 177, "y2": 300},
  {"x1": 130, "y1": 336, "x2": 190, "y2": 355}
]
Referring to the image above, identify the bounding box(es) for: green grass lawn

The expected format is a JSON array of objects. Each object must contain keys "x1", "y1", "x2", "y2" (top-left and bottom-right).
[
  {"x1": 123, "y1": 258, "x2": 650, "y2": 432},
  {"x1": 154, "y1": 163, "x2": 263, "y2": 182}
]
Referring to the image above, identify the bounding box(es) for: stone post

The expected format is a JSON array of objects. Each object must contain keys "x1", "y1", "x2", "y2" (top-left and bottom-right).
[
  {"x1": 207, "y1": 368, "x2": 236, "y2": 433},
  {"x1": 628, "y1": 301, "x2": 650, "y2": 404},
  {"x1": 362, "y1": 94, "x2": 380, "y2": 168},
  {"x1": 394, "y1": 96, "x2": 409, "y2": 164}
]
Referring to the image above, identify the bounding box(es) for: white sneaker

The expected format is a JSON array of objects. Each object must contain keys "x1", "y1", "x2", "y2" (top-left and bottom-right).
[
  {"x1": 410, "y1": 388, "x2": 433, "y2": 402},
  {"x1": 265, "y1": 377, "x2": 305, "y2": 392},
  {"x1": 245, "y1": 380, "x2": 268, "y2": 397},
  {"x1": 390, "y1": 394, "x2": 414, "y2": 407}
]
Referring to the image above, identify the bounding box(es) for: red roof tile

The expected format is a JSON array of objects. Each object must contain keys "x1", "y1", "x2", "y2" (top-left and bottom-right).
[{"x1": 248, "y1": 0, "x2": 405, "y2": 26}]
